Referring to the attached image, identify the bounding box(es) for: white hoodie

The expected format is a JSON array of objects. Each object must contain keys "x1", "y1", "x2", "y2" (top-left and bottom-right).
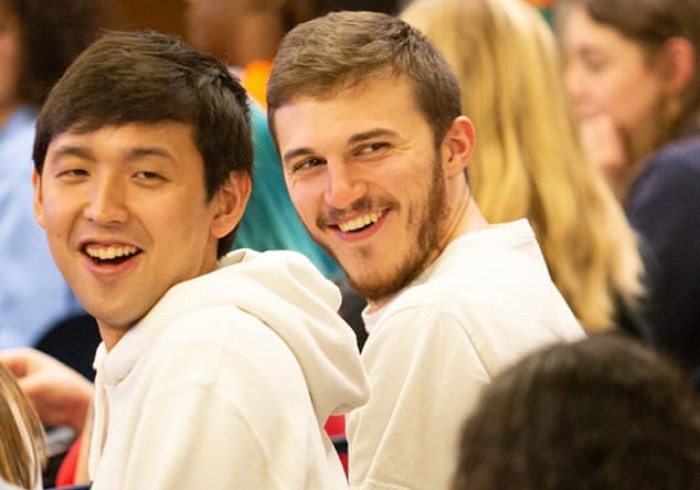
[{"x1": 88, "y1": 249, "x2": 369, "y2": 490}]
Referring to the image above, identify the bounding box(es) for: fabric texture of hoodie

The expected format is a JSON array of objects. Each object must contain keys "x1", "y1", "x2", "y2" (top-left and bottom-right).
[
  {"x1": 88, "y1": 249, "x2": 368, "y2": 490},
  {"x1": 347, "y1": 220, "x2": 584, "y2": 490}
]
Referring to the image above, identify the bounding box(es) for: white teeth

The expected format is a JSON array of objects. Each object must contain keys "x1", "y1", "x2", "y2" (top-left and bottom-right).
[
  {"x1": 338, "y1": 212, "x2": 382, "y2": 233},
  {"x1": 85, "y1": 245, "x2": 138, "y2": 260}
]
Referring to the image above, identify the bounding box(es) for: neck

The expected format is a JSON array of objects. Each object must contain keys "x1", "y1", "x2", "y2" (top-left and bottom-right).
[
  {"x1": 416, "y1": 183, "x2": 489, "y2": 281},
  {"x1": 437, "y1": 182, "x2": 489, "y2": 250},
  {"x1": 97, "y1": 323, "x2": 128, "y2": 352}
]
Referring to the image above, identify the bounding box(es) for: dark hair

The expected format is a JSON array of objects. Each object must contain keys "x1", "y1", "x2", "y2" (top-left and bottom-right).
[
  {"x1": 267, "y1": 10, "x2": 461, "y2": 149},
  {"x1": 280, "y1": 0, "x2": 328, "y2": 33},
  {"x1": 33, "y1": 30, "x2": 254, "y2": 257},
  {"x1": 556, "y1": 0, "x2": 700, "y2": 144},
  {"x1": 455, "y1": 334, "x2": 700, "y2": 490},
  {"x1": 5, "y1": 0, "x2": 113, "y2": 106}
]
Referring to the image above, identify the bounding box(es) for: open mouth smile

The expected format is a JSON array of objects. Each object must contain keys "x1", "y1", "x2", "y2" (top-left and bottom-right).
[
  {"x1": 337, "y1": 211, "x2": 383, "y2": 233},
  {"x1": 84, "y1": 244, "x2": 141, "y2": 265}
]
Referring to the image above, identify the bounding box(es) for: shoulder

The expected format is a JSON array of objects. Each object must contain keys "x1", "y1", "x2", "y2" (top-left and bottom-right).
[
  {"x1": 647, "y1": 136, "x2": 700, "y2": 168},
  {"x1": 390, "y1": 223, "x2": 555, "y2": 314},
  {"x1": 146, "y1": 306, "x2": 304, "y2": 391},
  {"x1": 626, "y1": 137, "x2": 700, "y2": 228},
  {"x1": 630, "y1": 138, "x2": 700, "y2": 200},
  {"x1": 161, "y1": 304, "x2": 297, "y2": 357},
  {"x1": 366, "y1": 225, "x2": 581, "y2": 362}
]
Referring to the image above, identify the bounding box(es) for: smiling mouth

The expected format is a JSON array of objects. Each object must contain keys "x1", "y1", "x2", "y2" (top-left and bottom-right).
[
  {"x1": 337, "y1": 211, "x2": 382, "y2": 233},
  {"x1": 84, "y1": 244, "x2": 141, "y2": 265}
]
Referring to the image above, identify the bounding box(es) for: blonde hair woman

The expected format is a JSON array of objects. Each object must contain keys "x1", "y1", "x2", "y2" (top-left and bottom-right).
[
  {"x1": 401, "y1": 0, "x2": 645, "y2": 333},
  {"x1": 557, "y1": 0, "x2": 700, "y2": 385},
  {"x1": 0, "y1": 364, "x2": 45, "y2": 490}
]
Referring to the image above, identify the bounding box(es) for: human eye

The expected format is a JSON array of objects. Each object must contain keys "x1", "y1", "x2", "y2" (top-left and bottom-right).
[
  {"x1": 132, "y1": 170, "x2": 167, "y2": 186},
  {"x1": 581, "y1": 53, "x2": 609, "y2": 74},
  {"x1": 62, "y1": 168, "x2": 88, "y2": 176},
  {"x1": 290, "y1": 157, "x2": 326, "y2": 174},
  {"x1": 55, "y1": 167, "x2": 89, "y2": 181},
  {"x1": 134, "y1": 170, "x2": 163, "y2": 180},
  {"x1": 355, "y1": 141, "x2": 390, "y2": 157}
]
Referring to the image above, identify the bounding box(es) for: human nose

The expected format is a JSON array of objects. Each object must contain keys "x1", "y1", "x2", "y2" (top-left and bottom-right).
[
  {"x1": 83, "y1": 173, "x2": 128, "y2": 225},
  {"x1": 324, "y1": 161, "x2": 365, "y2": 210}
]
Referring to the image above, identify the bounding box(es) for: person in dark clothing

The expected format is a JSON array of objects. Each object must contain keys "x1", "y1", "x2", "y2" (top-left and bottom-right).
[{"x1": 559, "y1": 0, "x2": 700, "y2": 389}]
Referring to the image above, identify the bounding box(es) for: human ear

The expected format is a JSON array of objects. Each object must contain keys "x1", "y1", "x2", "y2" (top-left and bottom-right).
[
  {"x1": 210, "y1": 171, "x2": 252, "y2": 239},
  {"x1": 32, "y1": 169, "x2": 46, "y2": 229},
  {"x1": 442, "y1": 116, "x2": 476, "y2": 177},
  {"x1": 660, "y1": 37, "x2": 695, "y2": 94}
]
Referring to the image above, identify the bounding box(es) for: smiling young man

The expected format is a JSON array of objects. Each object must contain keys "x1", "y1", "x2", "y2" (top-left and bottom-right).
[
  {"x1": 31, "y1": 30, "x2": 368, "y2": 489},
  {"x1": 267, "y1": 11, "x2": 585, "y2": 490}
]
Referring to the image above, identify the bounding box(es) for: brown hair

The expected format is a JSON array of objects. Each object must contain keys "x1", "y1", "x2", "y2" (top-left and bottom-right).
[
  {"x1": 267, "y1": 10, "x2": 462, "y2": 150},
  {"x1": 556, "y1": 0, "x2": 700, "y2": 153}
]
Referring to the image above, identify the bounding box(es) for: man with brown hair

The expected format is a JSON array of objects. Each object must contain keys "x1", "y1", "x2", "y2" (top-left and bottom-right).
[{"x1": 267, "y1": 11, "x2": 584, "y2": 490}]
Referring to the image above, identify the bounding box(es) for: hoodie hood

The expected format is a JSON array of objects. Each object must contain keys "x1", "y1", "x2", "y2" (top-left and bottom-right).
[{"x1": 96, "y1": 249, "x2": 368, "y2": 424}]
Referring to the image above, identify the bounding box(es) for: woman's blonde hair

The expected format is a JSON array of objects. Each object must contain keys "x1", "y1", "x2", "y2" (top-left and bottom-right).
[
  {"x1": 402, "y1": 0, "x2": 644, "y2": 331},
  {"x1": 0, "y1": 364, "x2": 45, "y2": 489}
]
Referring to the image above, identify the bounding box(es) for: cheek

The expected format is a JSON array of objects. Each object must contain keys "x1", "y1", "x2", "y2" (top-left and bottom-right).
[
  {"x1": 288, "y1": 183, "x2": 319, "y2": 223},
  {"x1": 289, "y1": 186, "x2": 312, "y2": 215},
  {"x1": 609, "y1": 74, "x2": 662, "y2": 127},
  {"x1": 35, "y1": 189, "x2": 68, "y2": 229},
  {"x1": 160, "y1": 200, "x2": 205, "y2": 233},
  {"x1": 584, "y1": 74, "x2": 620, "y2": 108}
]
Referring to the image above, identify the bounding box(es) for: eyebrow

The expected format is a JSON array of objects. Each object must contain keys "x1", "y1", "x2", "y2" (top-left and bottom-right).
[
  {"x1": 575, "y1": 44, "x2": 605, "y2": 58},
  {"x1": 49, "y1": 145, "x2": 95, "y2": 162},
  {"x1": 49, "y1": 145, "x2": 175, "y2": 163},
  {"x1": 347, "y1": 128, "x2": 398, "y2": 146},
  {"x1": 282, "y1": 146, "x2": 315, "y2": 165},
  {"x1": 123, "y1": 147, "x2": 175, "y2": 163},
  {"x1": 282, "y1": 128, "x2": 399, "y2": 164}
]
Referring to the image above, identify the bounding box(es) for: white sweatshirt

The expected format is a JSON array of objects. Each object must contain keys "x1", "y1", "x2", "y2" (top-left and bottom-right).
[
  {"x1": 88, "y1": 249, "x2": 369, "y2": 490},
  {"x1": 347, "y1": 220, "x2": 584, "y2": 490}
]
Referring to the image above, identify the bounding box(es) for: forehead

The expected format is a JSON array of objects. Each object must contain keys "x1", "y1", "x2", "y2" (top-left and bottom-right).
[
  {"x1": 564, "y1": 6, "x2": 631, "y2": 49},
  {"x1": 46, "y1": 121, "x2": 200, "y2": 159},
  {"x1": 274, "y1": 75, "x2": 429, "y2": 144}
]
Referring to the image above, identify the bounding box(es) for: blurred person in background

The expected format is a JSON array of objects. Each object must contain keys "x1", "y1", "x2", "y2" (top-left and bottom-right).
[
  {"x1": 454, "y1": 334, "x2": 700, "y2": 490},
  {"x1": 558, "y1": 0, "x2": 700, "y2": 388},
  {"x1": 184, "y1": 0, "x2": 324, "y2": 107},
  {"x1": 0, "y1": 362, "x2": 45, "y2": 490},
  {"x1": 184, "y1": 0, "x2": 400, "y2": 107},
  {"x1": 401, "y1": 0, "x2": 649, "y2": 336},
  {"x1": 0, "y1": 0, "x2": 112, "y2": 349}
]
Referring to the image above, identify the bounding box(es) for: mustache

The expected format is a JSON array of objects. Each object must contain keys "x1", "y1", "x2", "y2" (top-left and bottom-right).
[{"x1": 320, "y1": 196, "x2": 380, "y2": 226}]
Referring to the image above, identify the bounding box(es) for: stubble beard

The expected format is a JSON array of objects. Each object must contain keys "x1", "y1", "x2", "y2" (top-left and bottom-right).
[{"x1": 348, "y1": 156, "x2": 448, "y2": 305}]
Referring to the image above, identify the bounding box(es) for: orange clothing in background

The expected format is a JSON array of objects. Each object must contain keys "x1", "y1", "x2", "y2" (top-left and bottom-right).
[{"x1": 241, "y1": 60, "x2": 272, "y2": 109}]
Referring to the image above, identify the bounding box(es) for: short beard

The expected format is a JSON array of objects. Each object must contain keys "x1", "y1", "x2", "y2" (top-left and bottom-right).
[{"x1": 350, "y1": 155, "x2": 448, "y2": 305}]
